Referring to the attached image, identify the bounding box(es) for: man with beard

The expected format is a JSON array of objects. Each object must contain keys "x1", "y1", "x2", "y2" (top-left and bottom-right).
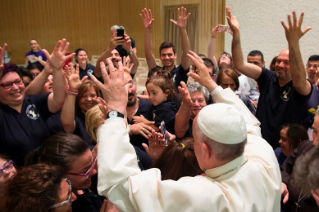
[
  {"x1": 124, "y1": 71, "x2": 154, "y2": 151},
  {"x1": 228, "y1": 8, "x2": 312, "y2": 149},
  {"x1": 94, "y1": 33, "x2": 139, "y2": 79}
]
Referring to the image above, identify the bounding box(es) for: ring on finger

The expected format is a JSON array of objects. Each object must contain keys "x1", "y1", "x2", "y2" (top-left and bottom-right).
[{"x1": 142, "y1": 127, "x2": 145, "y2": 131}]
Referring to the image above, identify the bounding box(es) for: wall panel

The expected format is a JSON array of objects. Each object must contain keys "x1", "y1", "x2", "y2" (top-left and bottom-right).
[{"x1": 0, "y1": 0, "x2": 225, "y2": 64}]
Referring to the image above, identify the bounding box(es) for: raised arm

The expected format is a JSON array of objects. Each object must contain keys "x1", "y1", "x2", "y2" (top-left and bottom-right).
[
  {"x1": 281, "y1": 11, "x2": 312, "y2": 96},
  {"x1": 42, "y1": 39, "x2": 74, "y2": 113},
  {"x1": 25, "y1": 63, "x2": 52, "y2": 95},
  {"x1": 122, "y1": 34, "x2": 139, "y2": 75},
  {"x1": 140, "y1": 8, "x2": 157, "y2": 70},
  {"x1": 208, "y1": 24, "x2": 221, "y2": 70},
  {"x1": 94, "y1": 35, "x2": 123, "y2": 78},
  {"x1": 170, "y1": 7, "x2": 191, "y2": 70},
  {"x1": 175, "y1": 81, "x2": 192, "y2": 138},
  {"x1": 226, "y1": 7, "x2": 262, "y2": 80},
  {"x1": 61, "y1": 64, "x2": 88, "y2": 133}
]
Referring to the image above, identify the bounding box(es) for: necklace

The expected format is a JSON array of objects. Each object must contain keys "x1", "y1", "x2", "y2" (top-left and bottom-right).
[
  {"x1": 295, "y1": 190, "x2": 308, "y2": 211},
  {"x1": 212, "y1": 159, "x2": 248, "y2": 179}
]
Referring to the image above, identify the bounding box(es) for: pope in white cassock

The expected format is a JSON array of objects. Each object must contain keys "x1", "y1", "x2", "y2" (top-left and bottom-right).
[{"x1": 90, "y1": 43, "x2": 281, "y2": 211}]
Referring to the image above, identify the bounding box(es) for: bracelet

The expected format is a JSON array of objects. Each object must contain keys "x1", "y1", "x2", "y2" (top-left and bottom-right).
[
  {"x1": 66, "y1": 88, "x2": 78, "y2": 96},
  {"x1": 211, "y1": 34, "x2": 217, "y2": 38}
]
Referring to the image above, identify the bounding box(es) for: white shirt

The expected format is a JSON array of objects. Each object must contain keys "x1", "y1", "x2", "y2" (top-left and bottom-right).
[
  {"x1": 97, "y1": 88, "x2": 281, "y2": 212},
  {"x1": 237, "y1": 75, "x2": 257, "y2": 95}
]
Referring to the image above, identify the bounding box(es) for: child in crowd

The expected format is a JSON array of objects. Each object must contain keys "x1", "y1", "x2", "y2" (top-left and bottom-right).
[{"x1": 145, "y1": 74, "x2": 178, "y2": 134}]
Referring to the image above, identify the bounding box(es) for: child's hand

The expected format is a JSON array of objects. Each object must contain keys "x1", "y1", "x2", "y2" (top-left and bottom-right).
[{"x1": 132, "y1": 115, "x2": 154, "y2": 125}]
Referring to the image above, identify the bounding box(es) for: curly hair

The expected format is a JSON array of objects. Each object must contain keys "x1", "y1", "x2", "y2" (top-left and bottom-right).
[
  {"x1": 0, "y1": 163, "x2": 64, "y2": 212},
  {"x1": 146, "y1": 74, "x2": 176, "y2": 101}
]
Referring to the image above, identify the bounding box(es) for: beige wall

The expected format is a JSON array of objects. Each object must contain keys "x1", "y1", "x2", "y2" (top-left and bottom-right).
[{"x1": 0, "y1": 0, "x2": 225, "y2": 64}]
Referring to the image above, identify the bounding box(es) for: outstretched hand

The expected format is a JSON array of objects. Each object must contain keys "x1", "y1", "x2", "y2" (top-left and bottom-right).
[
  {"x1": 178, "y1": 81, "x2": 192, "y2": 107},
  {"x1": 187, "y1": 51, "x2": 217, "y2": 92},
  {"x1": 170, "y1": 7, "x2": 190, "y2": 29},
  {"x1": 64, "y1": 63, "x2": 88, "y2": 90},
  {"x1": 281, "y1": 11, "x2": 311, "y2": 44},
  {"x1": 140, "y1": 8, "x2": 154, "y2": 30},
  {"x1": 226, "y1": 7, "x2": 240, "y2": 35},
  {"x1": 42, "y1": 39, "x2": 74, "y2": 70},
  {"x1": 143, "y1": 130, "x2": 165, "y2": 161},
  {"x1": 90, "y1": 58, "x2": 127, "y2": 114},
  {"x1": 0, "y1": 43, "x2": 7, "y2": 78}
]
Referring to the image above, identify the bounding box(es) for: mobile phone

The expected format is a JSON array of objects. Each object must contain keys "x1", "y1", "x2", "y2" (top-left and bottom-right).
[
  {"x1": 161, "y1": 121, "x2": 168, "y2": 145},
  {"x1": 219, "y1": 25, "x2": 229, "y2": 31},
  {"x1": 117, "y1": 28, "x2": 124, "y2": 40}
]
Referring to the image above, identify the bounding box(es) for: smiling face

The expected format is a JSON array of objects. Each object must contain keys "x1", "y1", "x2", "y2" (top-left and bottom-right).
[
  {"x1": 53, "y1": 179, "x2": 77, "y2": 212},
  {"x1": 306, "y1": 60, "x2": 319, "y2": 84},
  {"x1": 275, "y1": 49, "x2": 291, "y2": 82},
  {"x1": 78, "y1": 87, "x2": 97, "y2": 114},
  {"x1": 278, "y1": 127, "x2": 292, "y2": 157},
  {"x1": 146, "y1": 82, "x2": 168, "y2": 106},
  {"x1": 75, "y1": 50, "x2": 88, "y2": 65},
  {"x1": 0, "y1": 158, "x2": 17, "y2": 188},
  {"x1": 66, "y1": 149, "x2": 97, "y2": 191},
  {"x1": 160, "y1": 47, "x2": 177, "y2": 69},
  {"x1": 0, "y1": 72, "x2": 25, "y2": 107},
  {"x1": 41, "y1": 75, "x2": 53, "y2": 94},
  {"x1": 190, "y1": 91, "x2": 207, "y2": 119},
  {"x1": 124, "y1": 72, "x2": 137, "y2": 107},
  {"x1": 30, "y1": 40, "x2": 38, "y2": 52},
  {"x1": 110, "y1": 49, "x2": 121, "y2": 67}
]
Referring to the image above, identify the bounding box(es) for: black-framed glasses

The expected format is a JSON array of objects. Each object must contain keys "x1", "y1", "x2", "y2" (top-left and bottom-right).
[
  {"x1": 67, "y1": 153, "x2": 97, "y2": 179},
  {"x1": 49, "y1": 178, "x2": 72, "y2": 209},
  {"x1": 0, "y1": 78, "x2": 23, "y2": 89},
  {"x1": 0, "y1": 160, "x2": 13, "y2": 178}
]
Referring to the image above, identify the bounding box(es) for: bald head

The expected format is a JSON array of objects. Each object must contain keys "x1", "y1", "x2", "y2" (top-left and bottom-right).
[{"x1": 275, "y1": 49, "x2": 291, "y2": 82}]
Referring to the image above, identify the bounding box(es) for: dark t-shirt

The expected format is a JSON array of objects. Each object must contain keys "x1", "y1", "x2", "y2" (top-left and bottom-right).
[
  {"x1": 170, "y1": 65, "x2": 189, "y2": 88},
  {"x1": 256, "y1": 68, "x2": 313, "y2": 149},
  {"x1": 128, "y1": 98, "x2": 152, "y2": 150},
  {"x1": 116, "y1": 37, "x2": 136, "y2": 58},
  {"x1": 148, "y1": 99, "x2": 178, "y2": 134},
  {"x1": 303, "y1": 84, "x2": 319, "y2": 129},
  {"x1": 0, "y1": 94, "x2": 52, "y2": 165},
  {"x1": 25, "y1": 50, "x2": 47, "y2": 70},
  {"x1": 72, "y1": 189, "x2": 103, "y2": 212},
  {"x1": 74, "y1": 112, "x2": 94, "y2": 150}
]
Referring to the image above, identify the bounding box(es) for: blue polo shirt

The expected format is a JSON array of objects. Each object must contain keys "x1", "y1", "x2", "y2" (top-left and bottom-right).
[
  {"x1": 0, "y1": 94, "x2": 53, "y2": 166},
  {"x1": 256, "y1": 68, "x2": 313, "y2": 149}
]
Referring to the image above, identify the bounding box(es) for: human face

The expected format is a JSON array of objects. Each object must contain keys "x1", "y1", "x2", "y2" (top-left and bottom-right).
[
  {"x1": 0, "y1": 72, "x2": 25, "y2": 107},
  {"x1": 30, "y1": 40, "x2": 38, "y2": 52},
  {"x1": 124, "y1": 72, "x2": 137, "y2": 107},
  {"x1": 0, "y1": 159, "x2": 16, "y2": 187},
  {"x1": 66, "y1": 150, "x2": 97, "y2": 190},
  {"x1": 247, "y1": 55, "x2": 265, "y2": 68},
  {"x1": 75, "y1": 50, "x2": 88, "y2": 65},
  {"x1": 278, "y1": 128, "x2": 292, "y2": 157},
  {"x1": 146, "y1": 82, "x2": 168, "y2": 106},
  {"x1": 41, "y1": 75, "x2": 53, "y2": 94},
  {"x1": 190, "y1": 91, "x2": 207, "y2": 119},
  {"x1": 312, "y1": 115, "x2": 319, "y2": 146},
  {"x1": 275, "y1": 50, "x2": 291, "y2": 82},
  {"x1": 79, "y1": 87, "x2": 97, "y2": 114},
  {"x1": 110, "y1": 49, "x2": 121, "y2": 67},
  {"x1": 30, "y1": 69, "x2": 41, "y2": 79},
  {"x1": 52, "y1": 178, "x2": 77, "y2": 212},
  {"x1": 219, "y1": 54, "x2": 231, "y2": 68},
  {"x1": 306, "y1": 60, "x2": 319, "y2": 84},
  {"x1": 160, "y1": 47, "x2": 176, "y2": 69},
  {"x1": 220, "y1": 74, "x2": 237, "y2": 91},
  {"x1": 22, "y1": 76, "x2": 32, "y2": 87}
]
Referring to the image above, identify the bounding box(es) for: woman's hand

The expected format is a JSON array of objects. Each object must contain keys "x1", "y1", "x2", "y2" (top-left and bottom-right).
[{"x1": 64, "y1": 63, "x2": 88, "y2": 90}]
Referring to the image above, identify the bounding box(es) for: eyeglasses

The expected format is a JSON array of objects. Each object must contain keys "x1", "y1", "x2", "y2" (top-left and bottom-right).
[
  {"x1": 0, "y1": 160, "x2": 13, "y2": 178},
  {"x1": 67, "y1": 153, "x2": 97, "y2": 179},
  {"x1": 32, "y1": 73, "x2": 39, "y2": 77},
  {"x1": 50, "y1": 178, "x2": 72, "y2": 209},
  {"x1": 0, "y1": 78, "x2": 23, "y2": 89},
  {"x1": 220, "y1": 54, "x2": 231, "y2": 59}
]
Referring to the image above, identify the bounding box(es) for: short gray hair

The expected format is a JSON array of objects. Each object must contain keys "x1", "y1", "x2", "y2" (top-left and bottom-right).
[
  {"x1": 187, "y1": 82, "x2": 209, "y2": 103},
  {"x1": 110, "y1": 25, "x2": 125, "y2": 32},
  {"x1": 194, "y1": 123, "x2": 247, "y2": 161}
]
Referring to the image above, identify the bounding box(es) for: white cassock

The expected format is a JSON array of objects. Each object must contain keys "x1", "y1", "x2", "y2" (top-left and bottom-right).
[{"x1": 97, "y1": 87, "x2": 281, "y2": 212}]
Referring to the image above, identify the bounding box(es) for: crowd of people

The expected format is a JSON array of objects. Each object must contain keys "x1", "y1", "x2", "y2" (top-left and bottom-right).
[{"x1": 0, "y1": 6, "x2": 319, "y2": 212}]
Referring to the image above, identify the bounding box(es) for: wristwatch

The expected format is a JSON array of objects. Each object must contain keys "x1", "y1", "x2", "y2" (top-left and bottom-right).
[
  {"x1": 127, "y1": 47, "x2": 134, "y2": 56},
  {"x1": 107, "y1": 110, "x2": 124, "y2": 119}
]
